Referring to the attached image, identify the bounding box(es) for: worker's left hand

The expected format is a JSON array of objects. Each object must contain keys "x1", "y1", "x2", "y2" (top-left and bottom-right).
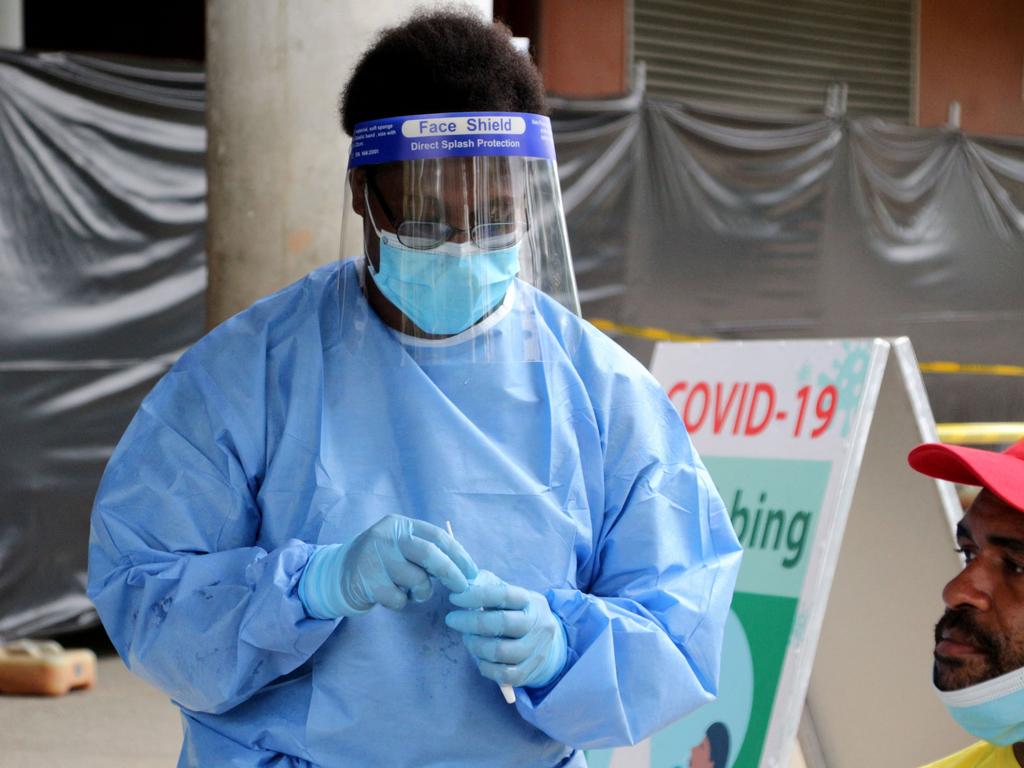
[{"x1": 445, "y1": 570, "x2": 568, "y2": 689}]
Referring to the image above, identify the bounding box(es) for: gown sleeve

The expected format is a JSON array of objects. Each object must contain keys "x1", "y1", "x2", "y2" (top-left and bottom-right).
[
  {"x1": 514, "y1": 340, "x2": 743, "y2": 749},
  {"x1": 87, "y1": 316, "x2": 339, "y2": 715}
]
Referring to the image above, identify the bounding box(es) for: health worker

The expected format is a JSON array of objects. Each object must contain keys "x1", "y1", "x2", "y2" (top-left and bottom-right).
[{"x1": 87, "y1": 10, "x2": 742, "y2": 768}]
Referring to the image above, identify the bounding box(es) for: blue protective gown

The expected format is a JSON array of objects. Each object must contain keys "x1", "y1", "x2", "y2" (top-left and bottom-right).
[{"x1": 88, "y1": 258, "x2": 742, "y2": 768}]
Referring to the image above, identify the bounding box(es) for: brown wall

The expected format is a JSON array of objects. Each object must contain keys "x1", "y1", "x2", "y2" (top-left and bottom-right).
[
  {"x1": 918, "y1": 0, "x2": 1024, "y2": 135},
  {"x1": 535, "y1": 0, "x2": 628, "y2": 98}
]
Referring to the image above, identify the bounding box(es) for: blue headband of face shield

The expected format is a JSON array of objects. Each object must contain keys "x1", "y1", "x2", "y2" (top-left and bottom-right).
[{"x1": 936, "y1": 665, "x2": 1024, "y2": 745}]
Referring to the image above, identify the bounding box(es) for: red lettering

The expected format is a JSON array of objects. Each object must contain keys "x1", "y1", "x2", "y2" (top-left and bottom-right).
[
  {"x1": 732, "y1": 383, "x2": 750, "y2": 434},
  {"x1": 713, "y1": 382, "x2": 741, "y2": 434},
  {"x1": 668, "y1": 381, "x2": 687, "y2": 402},
  {"x1": 743, "y1": 383, "x2": 776, "y2": 435},
  {"x1": 683, "y1": 382, "x2": 710, "y2": 432}
]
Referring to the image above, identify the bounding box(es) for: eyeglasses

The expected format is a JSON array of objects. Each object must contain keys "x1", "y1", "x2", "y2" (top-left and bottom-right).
[{"x1": 366, "y1": 173, "x2": 527, "y2": 252}]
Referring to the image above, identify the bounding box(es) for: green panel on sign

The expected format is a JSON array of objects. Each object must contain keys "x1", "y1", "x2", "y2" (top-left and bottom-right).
[
  {"x1": 585, "y1": 595, "x2": 797, "y2": 768},
  {"x1": 640, "y1": 594, "x2": 796, "y2": 768},
  {"x1": 727, "y1": 593, "x2": 798, "y2": 768},
  {"x1": 703, "y1": 456, "x2": 831, "y2": 599}
]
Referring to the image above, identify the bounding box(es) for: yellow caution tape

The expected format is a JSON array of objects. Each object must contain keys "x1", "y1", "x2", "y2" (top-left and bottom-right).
[
  {"x1": 919, "y1": 361, "x2": 1024, "y2": 377},
  {"x1": 589, "y1": 319, "x2": 1023, "y2": 378},
  {"x1": 936, "y1": 423, "x2": 1024, "y2": 446}
]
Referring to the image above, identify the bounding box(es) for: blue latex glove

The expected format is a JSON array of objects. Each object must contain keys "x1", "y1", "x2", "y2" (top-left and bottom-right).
[
  {"x1": 445, "y1": 570, "x2": 568, "y2": 689},
  {"x1": 300, "y1": 515, "x2": 478, "y2": 619}
]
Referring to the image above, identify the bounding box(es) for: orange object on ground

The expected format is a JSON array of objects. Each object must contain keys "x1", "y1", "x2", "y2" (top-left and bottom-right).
[{"x1": 0, "y1": 639, "x2": 97, "y2": 696}]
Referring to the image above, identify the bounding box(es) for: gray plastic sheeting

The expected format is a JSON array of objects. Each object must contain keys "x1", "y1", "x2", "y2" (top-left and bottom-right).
[
  {"x1": 0, "y1": 52, "x2": 205, "y2": 639},
  {"x1": 551, "y1": 90, "x2": 1024, "y2": 426},
  {"x1": 1, "y1": 54, "x2": 1021, "y2": 639}
]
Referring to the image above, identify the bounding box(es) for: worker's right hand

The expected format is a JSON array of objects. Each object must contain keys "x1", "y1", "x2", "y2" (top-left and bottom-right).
[{"x1": 298, "y1": 515, "x2": 478, "y2": 619}]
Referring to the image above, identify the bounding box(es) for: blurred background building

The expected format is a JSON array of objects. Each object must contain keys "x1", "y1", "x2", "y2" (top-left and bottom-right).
[
  {"x1": 8, "y1": 1, "x2": 1021, "y2": 127},
  {"x1": 502, "y1": 0, "x2": 1024, "y2": 134}
]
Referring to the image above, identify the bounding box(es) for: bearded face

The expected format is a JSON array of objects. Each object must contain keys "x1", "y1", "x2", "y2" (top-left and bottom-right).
[{"x1": 934, "y1": 490, "x2": 1024, "y2": 691}]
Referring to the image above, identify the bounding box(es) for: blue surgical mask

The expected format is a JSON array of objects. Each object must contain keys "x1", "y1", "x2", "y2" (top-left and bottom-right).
[
  {"x1": 367, "y1": 233, "x2": 521, "y2": 337},
  {"x1": 937, "y1": 665, "x2": 1024, "y2": 745}
]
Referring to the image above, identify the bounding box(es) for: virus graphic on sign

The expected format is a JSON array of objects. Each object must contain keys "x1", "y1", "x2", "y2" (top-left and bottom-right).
[{"x1": 816, "y1": 342, "x2": 870, "y2": 438}]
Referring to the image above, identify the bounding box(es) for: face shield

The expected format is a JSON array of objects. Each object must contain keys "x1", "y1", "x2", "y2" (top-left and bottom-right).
[{"x1": 339, "y1": 112, "x2": 580, "y2": 364}]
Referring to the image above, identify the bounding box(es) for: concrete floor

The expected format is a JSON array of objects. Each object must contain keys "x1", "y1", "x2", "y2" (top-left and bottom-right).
[{"x1": 0, "y1": 629, "x2": 181, "y2": 767}]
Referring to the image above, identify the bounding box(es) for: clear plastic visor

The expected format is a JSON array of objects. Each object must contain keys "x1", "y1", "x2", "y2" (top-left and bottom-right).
[{"x1": 339, "y1": 154, "x2": 580, "y2": 364}]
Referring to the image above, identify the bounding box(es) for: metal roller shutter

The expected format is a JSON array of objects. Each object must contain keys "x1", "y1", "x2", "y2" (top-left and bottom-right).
[{"x1": 634, "y1": 0, "x2": 914, "y2": 119}]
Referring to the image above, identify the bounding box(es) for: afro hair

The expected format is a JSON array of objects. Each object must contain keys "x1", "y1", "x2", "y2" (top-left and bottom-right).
[{"x1": 340, "y1": 8, "x2": 547, "y2": 136}]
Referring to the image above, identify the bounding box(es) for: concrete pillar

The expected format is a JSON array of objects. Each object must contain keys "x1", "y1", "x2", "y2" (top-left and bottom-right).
[
  {"x1": 0, "y1": 0, "x2": 23, "y2": 50},
  {"x1": 206, "y1": 0, "x2": 492, "y2": 327}
]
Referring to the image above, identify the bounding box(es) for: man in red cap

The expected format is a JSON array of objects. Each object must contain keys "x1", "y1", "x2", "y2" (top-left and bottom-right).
[{"x1": 909, "y1": 438, "x2": 1024, "y2": 768}]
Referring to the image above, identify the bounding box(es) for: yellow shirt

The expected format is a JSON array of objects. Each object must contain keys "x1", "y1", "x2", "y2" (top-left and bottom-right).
[{"x1": 921, "y1": 741, "x2": 1021, "y2": 768}]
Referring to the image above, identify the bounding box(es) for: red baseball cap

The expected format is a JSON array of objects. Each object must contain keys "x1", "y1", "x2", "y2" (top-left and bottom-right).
[{"x1": 908, "y1": 438, "x2": 1024, "y2": 513}]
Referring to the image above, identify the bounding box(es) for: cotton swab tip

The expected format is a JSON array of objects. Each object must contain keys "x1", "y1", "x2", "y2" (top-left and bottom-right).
[{"x1": 444, "y1": 520, "x2": 515, "y2": 704}]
